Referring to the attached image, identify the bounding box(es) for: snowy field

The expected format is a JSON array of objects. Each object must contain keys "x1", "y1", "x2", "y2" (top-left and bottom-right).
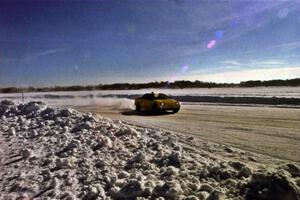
[
  {"x1": 1, "y1": 87, "x2": 300, "y2": 99},
  {"x1": 1, "y1": 87, "x2": 300, "y2": 110},
  {"x1": 1, "y1": 100, "x2": 300, "y2": 199}
]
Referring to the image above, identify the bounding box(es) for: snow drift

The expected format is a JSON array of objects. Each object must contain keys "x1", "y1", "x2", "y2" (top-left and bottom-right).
[{"x1": 0, "y1": 100, "x2": 299, "y2": 200}]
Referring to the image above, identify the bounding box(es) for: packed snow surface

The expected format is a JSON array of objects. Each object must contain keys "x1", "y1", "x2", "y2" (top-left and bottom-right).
[{"x1": 0, "y1": 100, "x2": 300, "y2": 200}]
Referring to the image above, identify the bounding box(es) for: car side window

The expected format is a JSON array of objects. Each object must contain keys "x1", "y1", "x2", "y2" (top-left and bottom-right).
[
  {"x1": 142, "y1": 94, "x2": 154, "y2": 100},
  {"x1": 141, "y1": 94, "x2": 148, "y2": 99},
  {"x1": 158, "y1": 94, "x2": 169, "y2": 99}
]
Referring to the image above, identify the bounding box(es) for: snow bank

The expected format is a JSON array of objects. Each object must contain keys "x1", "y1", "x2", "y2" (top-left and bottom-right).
[{"x1": 0, "y1": 100, "x2": 300, "y2": 200}]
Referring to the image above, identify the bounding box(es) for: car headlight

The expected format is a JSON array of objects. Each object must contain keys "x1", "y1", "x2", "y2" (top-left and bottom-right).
[{"x1": 160, "y1": 102, "x2": 165, "y2": 106}]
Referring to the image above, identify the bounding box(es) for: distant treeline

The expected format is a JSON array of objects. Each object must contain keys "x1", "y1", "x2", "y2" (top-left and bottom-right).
[
  {"x1": 239, "y1": 78, "x2": 300, "y2": 87},
  {"x1": 1, "y1": 78, "x2": 300, "y2": 93}
]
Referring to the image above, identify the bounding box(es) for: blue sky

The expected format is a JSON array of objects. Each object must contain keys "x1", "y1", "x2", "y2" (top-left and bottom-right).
[{"x1": 1, "y1": 0, "x2": 300, "y2": 87}]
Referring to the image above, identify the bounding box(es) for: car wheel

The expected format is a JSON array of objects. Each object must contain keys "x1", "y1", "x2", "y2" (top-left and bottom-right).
[
  {"x1": 172, "y1": 108, "x2": 179, "y2": 113},
  {"x1": 136, "y1": 104, "x2": 141, "y2": 112},
  {"x1": 152, "y1": 104, "x2": 159, "y2": 113}
]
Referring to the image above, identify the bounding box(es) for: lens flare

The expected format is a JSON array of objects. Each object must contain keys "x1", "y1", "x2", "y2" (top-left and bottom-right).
[
  {"x1": 278, "y1": 8, "x2": 289, "y2": 19},
  {"x1": 216, "y1": 31, "x2": 223, "y2": 40},
  {"x1": 181, "y1": 65, "x2": 189, "y2": 73},
  {"x1": 207, "y1": 40, "x2": 216, "y2": 49},
  {"x1": 170, "y1": 76, "x2": 177, "y2": 82},
  {"x1": 230, "y1": 20, "x2": 238, "y2": 28}
]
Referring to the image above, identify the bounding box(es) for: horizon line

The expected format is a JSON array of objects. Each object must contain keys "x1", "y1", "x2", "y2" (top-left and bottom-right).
[{"x1": 1, "y1": 77, "x2": 300, "y2": 90}]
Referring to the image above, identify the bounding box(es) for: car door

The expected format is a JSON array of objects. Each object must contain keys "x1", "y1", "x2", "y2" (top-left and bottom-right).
[{"x1": 142, "y1": 94, "x2": 154, "y2": 111}]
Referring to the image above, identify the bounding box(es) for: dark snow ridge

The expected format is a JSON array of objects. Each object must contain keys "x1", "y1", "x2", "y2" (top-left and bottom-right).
[{"x1": 0, "y1": 100, "x2": 300, "y2": 200}]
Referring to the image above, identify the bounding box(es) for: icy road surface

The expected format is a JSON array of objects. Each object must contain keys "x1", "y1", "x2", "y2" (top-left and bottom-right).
[{"x1": 75, "y1": 104, "x2": 300, "y2": 162}]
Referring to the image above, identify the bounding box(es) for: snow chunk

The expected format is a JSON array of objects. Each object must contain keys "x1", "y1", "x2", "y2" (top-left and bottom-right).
[
  {"x1": 158, "y1": 151, "x2": 182, "y2": 168},
  {"x1": 72, "y1": 121, "x2": 95, "y2": 132},
  {"x1": 60, "y1": 108, "x2": 74, "y2": 117},
  {"x1": 245, "y1": 172, "x2": 300, "y2": 200},
  {"x1": 41, "y1": 107, "x2": 56, "y2": 120},
  {"x1": 55, "y1": 157, "x2": 76, "y2": 169},
  {"x1": 20, "y1": 149, "x2": 32, "y2": 159},
  {"x1": 116, "y1": 126, "x2": 140, "y2": 137},
  {"x1": 24, "y1": 101, "x2": 46, "y2": 113},
  {"x1": 201, "y1": 184, "x2": 213, "y2": 192},
  {"x1": 284, "y1": 163, "x2": 300, "y2": 177},
  {"x1": 93, "y1": 136, "x2": 113, "y2": 151},
  {"x1": 239, "y1": 166, "x2": 252, "y2": 178},
  {"x1": 116, "y1": 180, "x2": 144, "y2": 198},
  {"x1": 153, "y1": 181, "x2": 183, "y2": 199},
  {"x1": 1, "y1": 100, "x2": 14, "y2": 105},
  {"x1": 207, "y1": 190, "x2": 224, "y2": 200},
  {"x1": 164, "y1": 166, "x2": 179, "y2": 176}
]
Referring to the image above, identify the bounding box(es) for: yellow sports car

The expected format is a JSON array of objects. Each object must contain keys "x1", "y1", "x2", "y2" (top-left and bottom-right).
[{"x1": 135, "y1": 92, "x2": 180, "y2": 113}]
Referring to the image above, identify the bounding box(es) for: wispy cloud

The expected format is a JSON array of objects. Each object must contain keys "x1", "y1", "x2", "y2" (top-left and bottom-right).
[
  {"x1": 35, "y1": 48, "x2": 70, "y2": 57},
  {"x1": 220, "y1": 59, "x2": 287, "y2": 69},
  {"x1": 254, "y1": 60, "x2": 286, "y2": 66},
  {"x1": 242, "y1": 41, "x2": 300, "y2": 55},
  {"x1": 143, "y1": 1, "x2": 295, "y2": 65},
  {"x1": 170, "y1": 66, "x2": 300, "y2": 83},
  {"x1": 20, "y1": 47, "x2": 71, "y2": 62},
  {"x1": 222, "y1": 60, "x2": 242, "y2": 66},
  {"x1": 264, "y1": 41, "x2": 300, "y2": 51}
]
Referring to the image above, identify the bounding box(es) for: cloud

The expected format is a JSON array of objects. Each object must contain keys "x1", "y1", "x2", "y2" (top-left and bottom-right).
[
  {"x1": 265, "y1": 41, "x2": 300, "y2": 51},
  {"x1": 180, "y1": 66, "x2": 300, "y2": 83},
  {"x1": 35, "y1": 48, "x2": 70, "y2": 57},
  {"x1": 18, "y1": 47, "x2": 71, "y2": 63},
  {"x1": 222, "y1": 60, "x2": 242, "y2": 66},
  {"x1": 254, "y1": 60, "x2": 286, "y2": 66},
  {"x1": 221, "y1": 59, "x2": 287, "y2": 69},
  {"x1": 243, "y1": 41, "x2": 300, "y2": 55},
  {"x1": 143, "y1": 1, "x2": 295, "y2": 65},
  {"x1": 46, "y1": 65, "x2": 300, "y2": 86}
]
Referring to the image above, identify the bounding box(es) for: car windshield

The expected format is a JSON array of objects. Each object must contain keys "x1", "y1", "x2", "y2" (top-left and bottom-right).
[
  {"x1": 142, "y1": 93, "x2": 169, "y2": 100},
  {"x1": 155, "y1": 93, "x2": 169, "y2": 99}
]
